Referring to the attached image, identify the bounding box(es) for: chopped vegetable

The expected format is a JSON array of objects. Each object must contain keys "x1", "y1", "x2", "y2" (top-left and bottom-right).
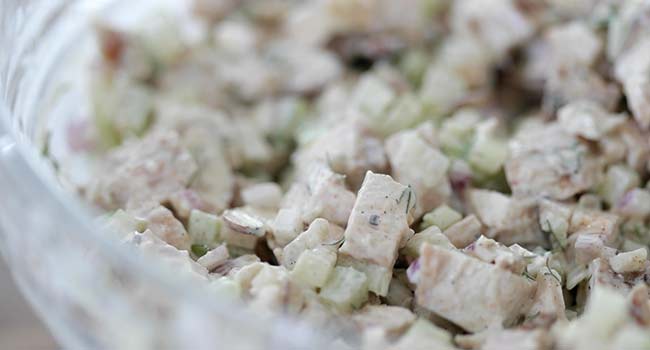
[
  {"x1": 420, "y1": 205, "x2": 462, "y2": 231},
  {"x1": 188, "y1": 209, "x2": 221, "y2": 246},
  {"x1": 319, "y1": 266, "x2": 369, "y2": 311}
]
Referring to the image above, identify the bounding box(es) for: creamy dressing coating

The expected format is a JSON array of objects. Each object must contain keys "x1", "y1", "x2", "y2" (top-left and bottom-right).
[{"x1": 56, "y1": 0, "x2": 650, "y2": 349}]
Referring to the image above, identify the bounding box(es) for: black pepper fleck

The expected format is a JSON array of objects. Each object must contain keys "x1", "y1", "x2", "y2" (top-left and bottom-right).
[{"x1": 369, "y1": 214, "x2": 380, "y2": 226}]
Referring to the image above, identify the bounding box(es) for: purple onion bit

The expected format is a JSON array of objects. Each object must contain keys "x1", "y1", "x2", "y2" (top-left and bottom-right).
[{"x1": 407, "y1": 258, "x2": 421, "y2": 284}]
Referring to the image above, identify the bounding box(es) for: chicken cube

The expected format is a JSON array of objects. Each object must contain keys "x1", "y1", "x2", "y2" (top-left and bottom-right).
[{"x1": 412, "y1": 244, "x2": 536, "y2": 332}]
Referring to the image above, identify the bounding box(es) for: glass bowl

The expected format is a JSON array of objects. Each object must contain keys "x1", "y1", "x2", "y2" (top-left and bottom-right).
[{"x1": 0, "y1": 1, "x2": 329, "y2": 348}]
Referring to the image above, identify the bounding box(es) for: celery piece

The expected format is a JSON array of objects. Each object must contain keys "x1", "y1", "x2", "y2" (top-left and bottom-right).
[
  {"x1": 291, "y1": 247, "x2": 337, "y2": 289},
  {"x1": 106, "y1": 209, "x2": 148, "y2": 235},
  {"x1": 399, "y1": 50, "x2": 430, "y2": 87},
  {"x1": 351, "y1": 75, "x2": 395, "y2": 118},
  {"x1": 209, "y1": 277, "x2": 241, "y2": 302},
  {"x1": 439, "y1": 110, "x2": 481, "y2": 158},
  {"x1": 398, "y1": 318, "x2": 453, "y2": 347},
  {"x1": 468, "y1": 137, "x2": 508, "y2": 175},
  {"x1": 337, "y1": 255, "x2": 392, "y2": 297},
  {"x1": 320, "y1": 266, "x2": 369, "y2": 311},
  {"x1": 420, "y1": 205, "x2": 462, "y2": 231},
  {"x1": 188, "y1": 209, "x2": 221, "y2": 245},
  {"x1": 402, "y1": 227, "x2": 454, "y2": 258},
  {"x1": 191, "y1": 244, "x2": 210, "y2": 258},
  {"x1": 374, "y1": 94, "x2": 425, "y2": 137}
]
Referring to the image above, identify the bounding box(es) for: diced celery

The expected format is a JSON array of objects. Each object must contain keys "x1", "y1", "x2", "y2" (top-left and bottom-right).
[
  {"x1": 598, "y1": 164, "x2": 640, "y2": 206},
  {"x1": 337, "y1": 255, "x2": 392, "y2": 297},
  {"x1": 608, "y1": 248, "x2": 647, "y2": 273},
  {"x1": 191, "y1": 244, "x2": 210, "y2": 258},
  {"x1": 468, "y1": 137, "x2": 508, "y2": 175},
  {"x1": 402, "y1": 227, "x2": 454, "y2": 258},
  {"x1": 319, "y1": 266, "x2": 369, "y2": 311},
  {"x1": 372, "y1": 94, "x2": 425, "y2": 137},
  {"x1": 291, "y1": 247, "x2": 337, "y2": 288},
  {"x1": 351, "y1": 75, "x2": 395, "y2": 118},
  {"x1": 385, "y1": 277, "x2": 414, "y2": 308},
  {"x1": 420, "y1": 205, "x2": 462, "y2": 231},
  {"x1": 106, "y1": 209, "x2": 148, "y2": 236},
  {"x1": 188, "y1": 209, "x2": 222, "y2": 245},
  {"x1": 467, "y1": 118, "x2": 508, "y2": 175},
  {"x1": 209, "y1": 277, "x2": 241, "y2": 302},
  {"x1": 577, "y1": 194, "x2": 602, "y2": 210},
  {"x1": 224, "y1": 242, "x2": 256, "y2": 257},
  {"x1": 439, "y1": 110, "x2": 481, "y2": 158},
  {"x1": 91, "y1": 75, "x2": 153, "y2": 147},
  {"x1": 399, "y1": 50, "x2": 430, "y2": 87},
  {"x1": 404, "y1": 318, "x2": 452, "y2": 345}
]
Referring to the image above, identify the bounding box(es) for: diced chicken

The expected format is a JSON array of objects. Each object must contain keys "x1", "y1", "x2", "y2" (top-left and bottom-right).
[
  {"x1": 540, "y1": 20, "x2": 620, "y2": 110},
  {"x1": 557, "y1": 101, "x2": 626, "y2": 141},
  {"x1": 450, "y1": 0, "x2": 534, "y2": 60},
  {"x1": 339, "y1": 172, "x2": 415, "y2": 269},
  {"x1": 271, "y1": 164, "x2": 355, "y2": 248},
  {"x1": 545, "y1": 65, "x2": 621, "y2": 112},
  {"x1": 300, "y1": 164, "x2": 357, "y2": 226},
  {"x1": 352, "y1": 305, "x2": 416, "y2": 336},
  {"x1": 123, "y1": 230, "x2": 208, "y2": 283},
  {"x1": 241, "y1": 182, "x2": 283, "y2": 210},
  {"x1": 386, "y1": 128, "x2": 451, "y2": 219},
  {"x1": 89, "y1": 131, "x2": 198, "y2": 210},
  {"x1": 569, "y1": 208, "x2": 620, "y2": 245},
  {"x1": 196, "y1": 244, "x2": 229, "y2": 270},
  {"x1": 506, "y1": 124, "x2": 602, "y2": 200},
  {"x1": 443, "y1": 215, "x2": 482, "y2": 248},
  {"x1": 573, "y1": 233, "x2": 615, "y2": 266},
  {"x1": 617, "y1": 121, "x2": 650, "y2": 172},
  {"x1": 587, "y1": 258, "x2": 641, "y2": 298},
  {"x1": 614, "y1": 38, "x2": 650, "y2": 129},
  {"x1": 547, "y1": 22, "x2": 601, "y2": 69},
  {"x1": 294, "y1": 121, "x2": 388, "y2": 190},
  {"x1": 538, "y1": 199, "x2": 574, "y2": 248},
  {"x1": 270, "y1": 208, "x2": 305, "y2": 247},
  {"x1": 468, "y1": 189, "x2": 544, "y2": 246},
  {"x1": 412, "y1": 244, "x2": 537, "y2": 332},
  {"x1": 463, "y1": 236, "x2": 527, "y2": 275},
  {"x1": 609, "y1": 248, "x2": 648, "y2": 274},
  {"x1": 237, "y1": 263, "x2": 305, "y2": 315},
  {"x1": 269, "y1": 41, "x2": 342, "y2": 94},
  {"x1": 616, "y1": 189, "x2": 650, "y2": 219},
  {"x1": 127, "y1": 202, "x2": 191, "y2": 250},
  {"x1": 527, "y1": 266, "x2": 566, "y2": 323}
]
